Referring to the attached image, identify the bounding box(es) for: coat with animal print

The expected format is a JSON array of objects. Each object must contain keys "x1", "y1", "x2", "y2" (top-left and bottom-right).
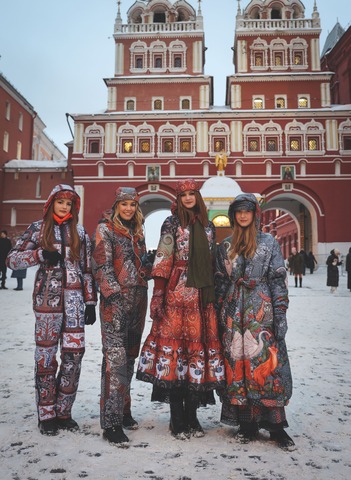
[
  {"x1": 7, "y1": 184, "x2": 96, "y2": 422},
  {"x1": 136, "y1": 214, "x2": 226, "y2": 398},
  {"x1": 215, "y1": 193, "x2": 292, "y2": 413}
]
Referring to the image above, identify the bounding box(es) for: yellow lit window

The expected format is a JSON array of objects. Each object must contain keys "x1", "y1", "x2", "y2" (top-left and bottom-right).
[{"x1": 123, "y1": 140, "x2": 133, "y2": 153}]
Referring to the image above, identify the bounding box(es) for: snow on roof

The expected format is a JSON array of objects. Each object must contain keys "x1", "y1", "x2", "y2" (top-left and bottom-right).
[{"x1": 4, "y1": 159, "x2": 67, "y2": 169}]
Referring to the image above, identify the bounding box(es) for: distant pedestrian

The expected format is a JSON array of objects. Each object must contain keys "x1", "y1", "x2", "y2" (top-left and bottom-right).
[
  {"x1": 345, "y1": 247, "x2": 351, "y2": 292},
  {"x1": 299, "y1": 249, "x2": 308, "y2": 275},
  {"x1": 0, "y1": 230, "x2": 12, "y2": 289},
  {"x1": 307, "y1": 251, "x2": 318, "y2": 274},
  {"x1": 289, "y1": 247, "x2": 304, "y2": 287},
  {"x1": 11, "y1": 267, "x2": 27, "y2": 290},
  {"x1": 326, "y1": 249, "x2": 342, "y2": 293}
]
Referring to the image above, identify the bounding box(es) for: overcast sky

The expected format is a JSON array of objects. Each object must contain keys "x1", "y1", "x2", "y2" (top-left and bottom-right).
[{"x1": 1, "y1": 0, "x2": 350, "y2": 154}]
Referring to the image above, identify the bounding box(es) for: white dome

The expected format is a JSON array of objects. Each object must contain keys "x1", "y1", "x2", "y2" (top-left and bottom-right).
[{"x1": 200, "y1": 174, "x2": 243, "y2": 200}]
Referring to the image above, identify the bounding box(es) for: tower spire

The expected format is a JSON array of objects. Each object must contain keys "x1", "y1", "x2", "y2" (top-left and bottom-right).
[
  {"x1": 198, "y1": 0, "x2": 202, "y2": 16},
  {"x1": 115, "y1": 0, "x2": 122, "y2": 32}
]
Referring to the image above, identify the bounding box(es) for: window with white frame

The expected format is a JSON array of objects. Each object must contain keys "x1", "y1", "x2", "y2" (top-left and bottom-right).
[
  {"x1": 16, "y1": 141, "x2": 22, "y2": 159},
  {"x1": 180, "y1": 97, "x2": 191, "y2": 110},
  {"x1": 290, "y1": 39, "x2": 307, "y2": 69},
  {"x1": 338, "y1": 119, "x2": 351, "y2": 153},
  {"x1": 157, "y1": 123, "x2": 176, "y2": 156},
  {"x1": 125, "y1": 98, "x2": 136, "y2": 111},
  {"x1": 5, "y1": 101, "x2": 11, "y2": 120},
  {"x1": 208, "y1": 121, "x2": 230, "y2": 156},
  {"x1": 130, "y1": 41, "x2": 148, "y2": 73},
  {"x1": 83, "y1": 123, "x2": 104, "y2": 157},
  {"x1": 3, "y1": 131, "x2": 9, "y2": 152},
  {"x1": 275, "y1": 95, "x2": 287, "y2": 109},
  {"x1": 298, "y1": 95, "x2": 309, "y2": 108},
  {"x1": 150, "y1": 41, "x2": 167, "y2": 73},
  {"x1": 153, "y1": 98, "x2": 164, "y2": 110},
  {"x1": 253, "y1": 97, "x2": 264, "y2": 109},
  {"x1": 305, "y1": 120, "x2": 324, "y2": 154},
  {"x1": 270, "y1": 39, "x2": 288, "y2": 70},
  {"x1": 18, "y1": 112, "x2": 23, "y2": 131},
  {"x1": 169, "y1": 40, "x2": 186, "y2": 72},
  {"x1": 250, "y1": 38, "x2": 268, "y2": 70},
  {"x1": 136, "y1": 123, "x2": 155, "y2": 156}
]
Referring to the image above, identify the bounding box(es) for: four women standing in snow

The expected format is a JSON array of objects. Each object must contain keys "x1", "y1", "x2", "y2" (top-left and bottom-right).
[{"x1": 6, "y1": 181, "x2": 295, "y2": 450}]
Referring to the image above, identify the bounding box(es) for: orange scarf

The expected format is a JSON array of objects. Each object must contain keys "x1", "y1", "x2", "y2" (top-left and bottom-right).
[{"x1": 53, "y1": 213, "x2": 72, "y2": 225}]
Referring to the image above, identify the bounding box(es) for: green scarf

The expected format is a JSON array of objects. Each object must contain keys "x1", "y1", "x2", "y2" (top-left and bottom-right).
[{"x1": 186, "y1": 219, "x2": 215, "y2": 306}]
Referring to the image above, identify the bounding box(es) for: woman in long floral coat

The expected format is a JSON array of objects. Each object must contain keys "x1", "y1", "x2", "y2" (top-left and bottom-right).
[
  {"x1": 7, "y1": 184, "x2": 97, "y2": 436},
  {"x1": 215, "y1": 193, "x2": 294, "y2": 450},
  {"x1": 92, "y1": 187, "x2": 153, "y2": 447},
  {"x1": 137, "y1": 178, "x2": 225, "y2": 439}
]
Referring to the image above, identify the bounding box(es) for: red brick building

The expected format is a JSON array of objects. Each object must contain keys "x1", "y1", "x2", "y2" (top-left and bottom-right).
[
  {"x1": 0, "y1": 73, "x2": 67, "y2": 239},
  {"x1": 2, "y1": 0, "x2": 351, "y2": 260}
]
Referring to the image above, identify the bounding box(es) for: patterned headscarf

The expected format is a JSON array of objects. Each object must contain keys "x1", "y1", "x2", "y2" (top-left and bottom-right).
[
  {"x1": 175, "y1": 178, "x2": 200, "y2": 196},
  {"x1": 114, "y1": 187, "x2": 140, "y2": 203}
]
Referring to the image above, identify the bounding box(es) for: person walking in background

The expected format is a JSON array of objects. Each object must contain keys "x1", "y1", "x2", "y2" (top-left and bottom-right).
[
  {"x1": 92, "y1": 187, "x2": 153, "y2": 447},
  {"x1": 11, "y1": 267, "x2": 27, "y2": 290},
  {"x1": 299, "y1": 249, "x2": 308, "y2": 275},
  {"x1": 289, "y1": 247, "x2": 304, "y2": 287},
  {"x1": 307, "y1": 251, "x2": 318, "y2": 274},
  {"x1": 7, "y1": 184, "x2": 97, "y2": 436},
  {"x1": 326, "y1": 248, "x2": 342, "y2": 293},
  {"x1": 137, "y1": 178, "x2": 225, "y2": 440},
  {"x1": 215, "y1": 193, "x2": 294, "y2": 450},
  {"x1": 346, "y1": 247, "x2": 351, "y2": 292},
  {"x1": 0, "y1": 230, "x2": 12, "y2": 289}
]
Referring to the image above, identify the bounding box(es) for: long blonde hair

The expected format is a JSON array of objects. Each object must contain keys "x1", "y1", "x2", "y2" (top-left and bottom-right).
[
  {"x1": 41, "y1": 200, "x2": 81, "y2": 261},
  {"x1": 111, "y1": 203, "x2": 144, "y2": 238},
  {"x1": 228, "y1": 220, "x2": 257, "y2": 260}
]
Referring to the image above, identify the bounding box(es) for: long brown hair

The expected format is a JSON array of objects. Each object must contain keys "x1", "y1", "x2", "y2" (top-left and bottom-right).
[
  {"x1": 176, "y1": 191, "x2": 208, "y2": 228},
  {"x1": 111, "y1": 203, "x2": 144, "y2": 238},
  {"x1": 41, "y1": 200, "x2": 81, "y2": 261},
  {"x1": 228, "y1": 219, "x2": 257, "y2": 260}
]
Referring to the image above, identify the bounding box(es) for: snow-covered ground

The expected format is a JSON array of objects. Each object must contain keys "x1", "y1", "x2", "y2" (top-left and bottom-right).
[{"x1": 1, "y1": 266, "x2": 350, "y2": 480}]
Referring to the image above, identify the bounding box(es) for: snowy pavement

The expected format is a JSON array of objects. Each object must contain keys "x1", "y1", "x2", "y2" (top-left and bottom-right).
[{"x1": 1, "y1": 266, "x2": 350, "y2": 480}]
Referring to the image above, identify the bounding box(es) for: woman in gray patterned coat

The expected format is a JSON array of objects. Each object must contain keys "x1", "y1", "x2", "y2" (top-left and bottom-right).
[
  {"x1": 7, "y1": 184, "x2": 97, "y2": 436},
  {"x1": 215, "y1": 193, "x2": 294, "y2": 450},
  {"x1": 92, "y1": 187, "x2": 152, "y2": 447}
]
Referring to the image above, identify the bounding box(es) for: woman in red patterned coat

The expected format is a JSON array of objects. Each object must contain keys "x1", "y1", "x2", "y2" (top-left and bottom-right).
[
  {"x1": 137, "y1": 179, "x2": 225, "y2": 440},
  {"x1": 7, "y1": 184, "x2": 97, "y2": 436},
  {"x1": 92, "y1": 187, "x2": 152, "y2": 447}
]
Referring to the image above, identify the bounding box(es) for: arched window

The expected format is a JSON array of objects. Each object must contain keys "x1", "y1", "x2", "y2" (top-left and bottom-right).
[
  {"x1": 84, "y1": 123, "x2": 104, "y2": 157},
  {"x1": 253, "y1": 97, "x2": 264, "y2": 109},
  {"x1": 126, "y1": 99, "x2": 135, "y2": 111},
  {"x1": 153, "y1": 99, "x2": 163, "y2": 110},
  {"x1": 181, "y1": 98, "x2": 190, "y2": 110}
]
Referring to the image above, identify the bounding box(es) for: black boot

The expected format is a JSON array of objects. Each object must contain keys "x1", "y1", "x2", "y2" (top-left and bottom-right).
[
  {"x1": 103, "y1": 426, "x2": 129, "y2": 447},
  {"x1": 270, "y1": 429, "x2": 295, "y2": 450},
  {"x1": 185, "y1": 394, "x2": 204, "y2": 438},
  {"x1": 123, "y1": 413, "x2": 138, "y2": 430},
  {"x1": 169, "y1": 400, "x2": 189, "y2": 440},
  {"x1": 294, "y1": 277, "x2": 298, "y2": 287},
  {"x1": 299, "y1": 277, "x2": 302, "y2": 288},
  {"x1": 236, "y1": 422, "x2": 258, "y2": 444}
]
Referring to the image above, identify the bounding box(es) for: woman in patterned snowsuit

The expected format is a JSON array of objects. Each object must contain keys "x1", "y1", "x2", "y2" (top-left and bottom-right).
[
  {"x1": 92, "y1": 187, "x2": 152, "y2": 447},
  {"x1": 215, "y1": 193, "x2": 294, "y2": 450},
  {"x1": 7, "y1": 184, "x2": 97, "y2": 436},
  {"x1": 137, "y1": 179, "x2": 225, "y2": 439}
]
